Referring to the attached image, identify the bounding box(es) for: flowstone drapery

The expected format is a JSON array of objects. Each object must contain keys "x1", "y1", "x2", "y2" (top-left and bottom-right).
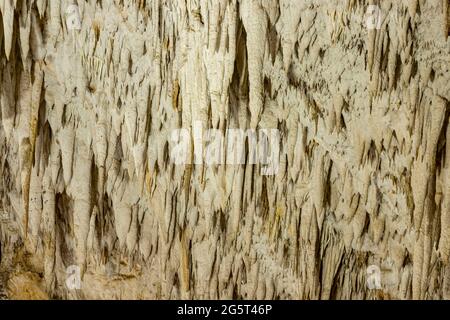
[{"x1": 0, "y1": 0, "x2": 449, "y2": 299}]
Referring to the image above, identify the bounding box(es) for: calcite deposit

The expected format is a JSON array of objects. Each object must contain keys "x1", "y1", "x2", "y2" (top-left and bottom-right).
[{"x1": 0, "y1": 0, "x2": 449, "y2": 300}]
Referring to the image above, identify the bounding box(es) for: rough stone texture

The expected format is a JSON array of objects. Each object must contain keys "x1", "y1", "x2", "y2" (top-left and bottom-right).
[{"x1": 0, "y1": 0, "x2": 449, "y2": 300}]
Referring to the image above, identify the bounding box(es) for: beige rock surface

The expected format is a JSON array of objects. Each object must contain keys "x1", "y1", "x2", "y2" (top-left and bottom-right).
[{"x1": 0, "y1": 0, "x2": 449, "y2": 299}]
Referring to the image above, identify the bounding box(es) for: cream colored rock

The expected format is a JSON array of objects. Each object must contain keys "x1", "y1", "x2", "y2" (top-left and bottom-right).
[{"x1": 0, "y1": 0, "x2": 449, "y2": 300}]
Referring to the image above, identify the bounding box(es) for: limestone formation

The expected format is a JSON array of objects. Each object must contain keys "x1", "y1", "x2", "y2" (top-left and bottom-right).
[{"x1": 0, "y1": 0, "x2": 449, "y2": 300}]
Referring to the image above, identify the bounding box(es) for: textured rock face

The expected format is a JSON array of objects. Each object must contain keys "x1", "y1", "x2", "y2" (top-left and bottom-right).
[{"x1": 0, "y1": 0, "x2": 449, "y2": 300}]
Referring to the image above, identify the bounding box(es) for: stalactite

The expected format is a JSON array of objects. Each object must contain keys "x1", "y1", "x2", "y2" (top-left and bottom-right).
[{"x1": 0, "y1": 0, "x2": 449, "y2": 300}]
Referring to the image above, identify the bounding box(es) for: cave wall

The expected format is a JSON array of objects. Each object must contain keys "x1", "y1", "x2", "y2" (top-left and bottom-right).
[{"x1": 0, "y1": 0, "x2": 450, "y2": 299}]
